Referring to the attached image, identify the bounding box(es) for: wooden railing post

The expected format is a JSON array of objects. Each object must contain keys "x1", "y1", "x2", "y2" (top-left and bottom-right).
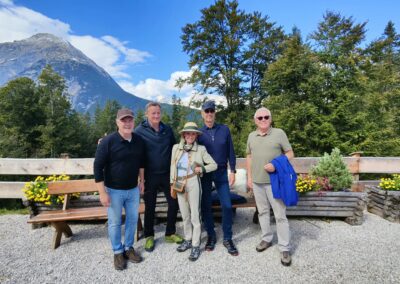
[{"x1": 350, "y1": 151, "x2": 363, "y2": 192}]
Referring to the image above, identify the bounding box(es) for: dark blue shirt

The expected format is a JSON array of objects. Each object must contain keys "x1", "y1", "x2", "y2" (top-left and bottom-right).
[
  {"x1": 134, "y1": 119, "x2": 176, "y2": 175},
  {"x1": 94, "y1": 132, "x2": 145, "y2": 189},
  {"x1": 198, "y1": 123, "x2": 236, "y2": 171}
]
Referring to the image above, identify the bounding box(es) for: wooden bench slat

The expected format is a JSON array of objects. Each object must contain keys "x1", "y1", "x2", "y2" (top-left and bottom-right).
[
  {"x1": 48, "y1": 179, "x2": 98, "y2": 195},
  {"x1": 28, "y1": 203, "x2": 145, "y2": 223}
]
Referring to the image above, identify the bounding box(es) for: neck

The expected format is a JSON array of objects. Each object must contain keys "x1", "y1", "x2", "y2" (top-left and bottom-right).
[
  {"x1": 118, "y1": 130, "x2": 132, "y2": 140},
  {"x1": 205, "y1": 121, "x2": 214, "y2": 128},
  {"x1": 258, "y1": 127, "x2": 270, "y2": 135},
  {"x1": 148, "y1": 120, "x2": 160, "y2": 131}
]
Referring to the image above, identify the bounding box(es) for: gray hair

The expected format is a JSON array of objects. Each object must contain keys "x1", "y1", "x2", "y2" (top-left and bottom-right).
[
  {"x1": 145, "y1": 101, "x2": 162, "y2": 112},
  {"x1": 254, "y1": 107, "x2": 272, "y2": 119}
]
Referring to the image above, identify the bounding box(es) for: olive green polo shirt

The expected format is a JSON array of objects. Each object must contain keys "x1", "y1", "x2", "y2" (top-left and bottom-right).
[{"x1": 246, "y1": 127, "x2": 292, "y2": 183}]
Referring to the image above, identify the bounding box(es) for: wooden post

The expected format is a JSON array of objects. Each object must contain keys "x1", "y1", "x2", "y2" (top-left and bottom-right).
[{"x1": 350, "y1": 151, "x2": 363, "y2": 192}]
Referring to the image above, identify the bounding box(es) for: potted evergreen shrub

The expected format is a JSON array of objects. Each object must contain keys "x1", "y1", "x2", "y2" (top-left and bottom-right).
[{"x1": 290, "y1": 148, "x2": 366, "y2": 225}]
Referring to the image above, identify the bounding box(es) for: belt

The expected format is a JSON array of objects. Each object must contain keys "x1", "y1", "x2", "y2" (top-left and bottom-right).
[{"x1": 177, "y1": 173, "x2": 198, "y2": 180}]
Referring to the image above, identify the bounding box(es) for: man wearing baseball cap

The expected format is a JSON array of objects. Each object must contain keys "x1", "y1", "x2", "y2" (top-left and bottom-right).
[
  {"x1": 94, "y1": 108, "x2": 146, "y2": 270},
  {"x1": 198, "y1": 100, "x2": 239, "y2": 256}
]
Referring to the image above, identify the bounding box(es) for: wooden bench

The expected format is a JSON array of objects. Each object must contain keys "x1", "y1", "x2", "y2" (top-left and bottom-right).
[{"x1": 27, "y1": 179, "x2": 145, "y2": 249}]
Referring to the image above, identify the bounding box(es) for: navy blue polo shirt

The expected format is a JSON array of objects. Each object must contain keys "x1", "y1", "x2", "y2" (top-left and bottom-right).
[
  {"x1": 94, "y1": 131, "x2": 145, "y2": 189},
  {"x1": 198, "y1": 123, "x2": 236, "y2": 171}
]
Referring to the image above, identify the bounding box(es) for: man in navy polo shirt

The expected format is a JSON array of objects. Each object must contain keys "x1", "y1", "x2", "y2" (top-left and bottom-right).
[{"x1": 198, "y1": 100, "x2": 238, "y2": 256}]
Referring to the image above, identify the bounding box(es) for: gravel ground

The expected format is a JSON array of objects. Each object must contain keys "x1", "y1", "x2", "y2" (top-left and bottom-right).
[{"x1": 0, "y1": 210, "x2": 399, "y2": 284}]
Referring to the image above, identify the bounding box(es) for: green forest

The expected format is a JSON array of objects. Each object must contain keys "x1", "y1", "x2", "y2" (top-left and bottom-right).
[{"x1": 1, "y1": 0, "x2": 399, "y2": 159}]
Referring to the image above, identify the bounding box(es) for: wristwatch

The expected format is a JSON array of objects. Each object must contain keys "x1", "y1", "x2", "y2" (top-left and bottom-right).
[{"x1": 230, "y1": 170, "x2": 237, "y2": 174}]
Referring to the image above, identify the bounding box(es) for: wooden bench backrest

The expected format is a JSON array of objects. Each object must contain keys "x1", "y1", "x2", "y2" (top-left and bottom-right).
[{"x1": 48, "y1": 179, "x2": 97, "y2": 195}]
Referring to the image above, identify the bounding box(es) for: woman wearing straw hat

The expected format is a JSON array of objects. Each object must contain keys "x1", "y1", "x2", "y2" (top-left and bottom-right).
[{"x1": 170, "y1": 122, "x2": 217, "y2": 261}]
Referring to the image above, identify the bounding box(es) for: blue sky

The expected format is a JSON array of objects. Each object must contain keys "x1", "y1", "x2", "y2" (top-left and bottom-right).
[{"x1": 1, "y1": 0, "x2": 399, "y2": 103}]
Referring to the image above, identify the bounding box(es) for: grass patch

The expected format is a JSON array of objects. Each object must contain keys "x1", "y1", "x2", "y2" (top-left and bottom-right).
[{"x1": 0, "y1": 208, "x2": 29, "y2": 215}]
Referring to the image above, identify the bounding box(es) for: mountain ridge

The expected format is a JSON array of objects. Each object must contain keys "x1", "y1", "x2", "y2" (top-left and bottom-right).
[{"x1": 0, "y1": 33, "x2": 153, "y2": 113}]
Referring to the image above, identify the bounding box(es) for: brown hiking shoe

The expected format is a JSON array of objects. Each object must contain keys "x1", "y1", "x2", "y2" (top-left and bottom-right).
[
  {"x1": 281, "y1": 251, "x2": 292, "y2": 266},
  {"x1": 114, "y1": 253, "x2": 127, "y2": 270},
  {"x1": 124, "y1": 247, "x2": 143, "y2": 263},
  {"x1": 256, "y1": 240, "x2": 272, "y2": 252}
]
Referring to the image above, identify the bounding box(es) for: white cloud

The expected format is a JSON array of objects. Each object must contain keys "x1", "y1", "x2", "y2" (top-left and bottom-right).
[
  {"x1": 0, "y1": 0, "x2": 151, "y2": 79},
  {"x1": 118, "y1": 68, "x2": 227, "y2": 107}
]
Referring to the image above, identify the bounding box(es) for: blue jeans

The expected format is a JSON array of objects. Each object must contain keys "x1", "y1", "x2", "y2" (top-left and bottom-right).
[
  {"x1": 201, "y1": 169, "x2": 233, "y2": 240},
  {"x1": 107, "y1": 187, "x2": 140, "y2": 254}
]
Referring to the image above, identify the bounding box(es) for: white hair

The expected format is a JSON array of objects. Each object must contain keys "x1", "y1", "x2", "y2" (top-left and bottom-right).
[{"x1": 254, "y1": 107, "x2": 272, "y2": 119}]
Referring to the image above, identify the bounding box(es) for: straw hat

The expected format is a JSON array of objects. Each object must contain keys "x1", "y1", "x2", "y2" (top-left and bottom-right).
[{"x1": 179, "y1": 122, "x2": 202, "y2": 135}]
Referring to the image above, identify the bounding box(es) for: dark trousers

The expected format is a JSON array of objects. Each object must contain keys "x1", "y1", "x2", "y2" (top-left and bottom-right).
[
  {"x1": 201, "y1": 168, "x2": 233, "y2": 240},
  {"x1": 143, "y1": 172, "x2": 178, "y2": 237}
]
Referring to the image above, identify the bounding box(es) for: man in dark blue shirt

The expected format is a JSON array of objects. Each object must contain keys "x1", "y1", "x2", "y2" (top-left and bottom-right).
[
  {"x1": 94, "y1": 108, "x2": 145, "y2": 270},
  {"x1": 135, "y1": 102, "x2": 183, "y2": 252},
  {"x1": 197, "y1": 101, "x2": 238, "y2": 256}
]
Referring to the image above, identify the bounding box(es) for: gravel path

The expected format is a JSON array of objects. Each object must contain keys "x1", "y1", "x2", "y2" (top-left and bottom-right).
[{"x1": 0, "y1": 210, "x2": 399, "y2": 284}]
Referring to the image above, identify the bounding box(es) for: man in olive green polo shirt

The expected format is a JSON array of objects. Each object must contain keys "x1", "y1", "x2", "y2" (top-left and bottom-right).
[{"x1": 246, "y1": 107, "x2": 294, "y2": 266}]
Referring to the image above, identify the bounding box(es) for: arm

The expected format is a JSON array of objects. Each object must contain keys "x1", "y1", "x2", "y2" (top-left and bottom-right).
[
  {"x1": 94, "y1": 139, "x2": 110, "y2": 207},
  {"x1": 285, "y1": 149, "x2": 294, "y2": 160},
  {"x1": 194, "y1": 148, "x2": 217, "y2": 174},
  {"x1": 246, "y1": 154, "x2": 253, "y2": 191},
  {"x1": 139, "y1": 168, "x2": 145, "y2": 194},
  {"x1": 227, "y1": 128, "x2": 236, "y2": 186},
  {"x1": 96, "y1": 181, "x2": 110, "y2": 207}
]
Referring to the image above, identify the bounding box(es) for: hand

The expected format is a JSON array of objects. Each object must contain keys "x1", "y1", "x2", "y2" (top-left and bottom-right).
[
  {"x1": 194, "y1": 166, "x2": 202, "y2": 174},
  {"x1": 247, "y1": 178, "x2": 253, "y2": 192},
  {"x1": 264, "y1": 163, "x2": 275, "y2": 173},
  {"x1": 229, "y1": 172, "x2": 235, "y2": 187},
  {"x1": 139, "y1": 180, "x2": 145, "y2": 194},
  {"x1": 99, "y1": 192, "x2": 110, "y2": 207},
  {"x1": 170, "y1": 187, "x2": 177, "y2": 199}
]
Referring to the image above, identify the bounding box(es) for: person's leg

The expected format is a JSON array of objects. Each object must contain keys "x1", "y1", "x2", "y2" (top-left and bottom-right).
[
  {"x1": 201, "y1": 172, "x2": 216, "y2": 238},
  {"x1": 186, "y1": 177, "x2": 202, "y2": 247},
  {"x1": 177, "y1": 191, "x2": 192, "y2": 241},
  {"x1": 143, "y1": 175, "x2": 158, "y2": 238},
  {"x1": 214, "y1": 169, "x2": 233, "y2": 241},
  {"x1": 161, "y1": 173, "x2": 179, "y2": 237},
  {"x1": 123, "y1": 187, "x2": 140, "y2": 250},
  {"x1": 252, "y1": 183, "x2": 273, "y2": 243},
  {"x1": 107, "y1": 188, "x2": 124, "y2": 254},
  {"x1": 265, "y1": 184, "x2": 290, "y2": 252}
]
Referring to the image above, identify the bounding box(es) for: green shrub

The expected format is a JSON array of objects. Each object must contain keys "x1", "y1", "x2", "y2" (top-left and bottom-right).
[{"x1": 310, "y1": 148, "x2": 353, "y2": 191}]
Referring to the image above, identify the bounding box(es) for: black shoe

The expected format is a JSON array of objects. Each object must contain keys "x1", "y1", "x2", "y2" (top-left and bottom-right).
[
  {"x1": 205, "y1": 235, "x2": 216, "y2": 251},
  {"x1": 114, "y1": 253, "x2": 127, "y2": 270},
  {"x1": 188, "y1": 246, "x2": 201, "y2": 261},
  {"x1": 223, "y1": 239, "x2": 239, "y2": 256},
  {"x1": 177, "y1": 240, "x2": 192, "y2": 252},
  {"x1": 281, "y1": 251, "x2": 292, "y2": 266}
]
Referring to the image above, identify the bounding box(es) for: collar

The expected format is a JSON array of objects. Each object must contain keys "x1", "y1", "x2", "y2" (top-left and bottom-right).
[
  {"x1": 145, "y1": 119, "x2": 165, "y2": 132},
  {"x1": 202, "y1": 123, "x2": 219, "y2": 131},
  {"x1": 178, "y1": 140, "x2": 199, "y2": 152},
  {"x1": 116, "y1": 131, "x2": 133, "y2": 142},
  {"x1": 256, "y1": 127, "x2": 273, "y2": 136}
]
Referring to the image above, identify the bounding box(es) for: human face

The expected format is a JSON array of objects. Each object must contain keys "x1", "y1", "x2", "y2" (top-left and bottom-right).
[
  {"x1": 146, "y1": 105, "x2": 161, "y2": 126},
  {"x1": 201, "y1": 108, "x2": 216, "y2": 126},
  {"x1": 116, "y1": 116, "x2": 134, "y2": 138},
  {"x1": 254, "y1": 110, "x2": 272, "y2": 132},
  {"x1": 183, "y1": 132, "x2": 198, "y2": 144}
]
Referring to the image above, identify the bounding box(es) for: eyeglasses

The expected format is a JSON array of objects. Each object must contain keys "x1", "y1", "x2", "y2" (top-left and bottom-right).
[
  {"x1": 257, "y1": 116, "x2": 270, "y2": 121},
  {"x1": 204, "y1": 109, "x2": 215, "y2": 114}
]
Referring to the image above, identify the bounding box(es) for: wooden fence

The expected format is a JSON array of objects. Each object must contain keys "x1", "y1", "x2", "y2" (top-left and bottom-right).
[{"x1": 1, "y1": 155, "x2": 399, "y2": 198}]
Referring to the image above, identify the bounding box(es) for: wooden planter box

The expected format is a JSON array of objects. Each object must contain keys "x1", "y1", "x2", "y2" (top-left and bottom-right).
[
  {"x1": 366, "y1": 186, "x2": 400, "y2": 223},
  {"x1": 287, "y1": 191, "x2": 367, "y2": 225}
]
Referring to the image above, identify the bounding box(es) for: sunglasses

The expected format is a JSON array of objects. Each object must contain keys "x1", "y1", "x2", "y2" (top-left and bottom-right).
[
  {"x1": 257, "y1": 115, "x2": 270, "y2": 121},
  {"x1": 204, "y1": 109, "x2": 215, "y2": 114}
]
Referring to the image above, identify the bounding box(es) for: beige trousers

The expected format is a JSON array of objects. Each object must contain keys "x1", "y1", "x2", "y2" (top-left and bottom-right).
[
  {"x1": 253, "y1": 183, "x2": 290, "y2": 252},
  {"x1": 177, "y1": 175, "x2": 202, "y2": 247}
]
